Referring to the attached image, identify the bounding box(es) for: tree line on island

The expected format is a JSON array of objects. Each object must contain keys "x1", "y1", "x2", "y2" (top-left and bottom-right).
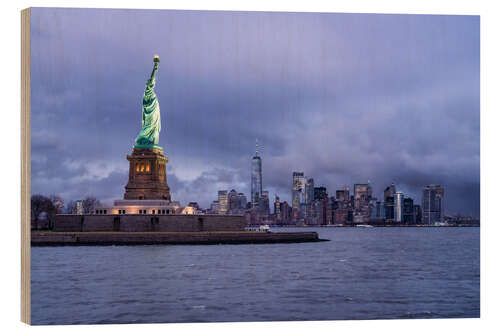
[{"x1": 30, "y1": 194, "x2": 101, "y2": 230}]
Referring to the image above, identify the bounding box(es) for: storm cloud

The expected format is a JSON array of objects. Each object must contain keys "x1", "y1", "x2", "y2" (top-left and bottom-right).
[{"x1": 30, "y1": 8, "x2": 479, "y2": 216}]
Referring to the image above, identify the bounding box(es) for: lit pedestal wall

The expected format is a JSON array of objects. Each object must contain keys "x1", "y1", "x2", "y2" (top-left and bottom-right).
[{"x1": 124, "y1": 148, "x2": 171, "y2": 201}]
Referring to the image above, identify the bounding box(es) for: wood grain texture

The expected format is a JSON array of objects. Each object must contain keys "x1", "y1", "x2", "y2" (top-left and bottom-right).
[{"x1": 21, "y1": 7, "x2": 31, "y2": 325}]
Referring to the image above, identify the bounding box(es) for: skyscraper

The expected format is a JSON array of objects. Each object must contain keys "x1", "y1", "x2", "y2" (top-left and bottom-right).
[
  {"x1": 403, "y1": 197, "x2": 414, "y2": 224},
  {"x1": 314, "y1": 186, "x2": 328, "y2": 201},
  {"x1": 218, "y1": 190, "x2": 228, "y2": 214},
  {"x1": 384, "y1": 183, "x2": 396, "y2": 202},
  {"x1": 394, "y1": 192, "x2": 404, "y2": 223},
  {"x1": 354, "y1": 183, "x2": 372, "y2": 217},
  {"x1": 292, "y1": 172, "x2": 306, "y2": 209},
  {"x1": 336, "y1": 186, "x2": 350, "y2": 202},
  {"x1": 274, "y1": 195, "x2": 281, "y2": 218},
  {"x1": 228, "y1": 189, "x2": 239, "y2": 211},
  {"x1": 238, "y1": 193, "x2": 247, "y2": 209},
  {"x1": 260, "y1": 190, "x2": 270, "y2": 215},
  {"x1": 384, "y1": 183, "x2": 396, "y2": 221},
  {"x1": 422, "y1": 185, "x2": 444, "y2": 224},
  {"x1": 305, "y1": 178, "x2": 315, "y2": 204},
  {"x1": 251, "y1": 139, "x2": 263, "y2": 208},
  {"x1": 414, "y1": 204, "x2": 422, "y2": 224}
]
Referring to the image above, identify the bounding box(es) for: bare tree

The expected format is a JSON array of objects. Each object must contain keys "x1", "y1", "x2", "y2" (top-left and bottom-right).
[
  {"x1": 31, "y1": 194, "x2": 56, "y2": 230},
  {"x1": 49, "y1": 194, "x2": 64, "y2": 214},
  {"x1": 82, "y1": 196, "x2": 101, "y2": 214}
]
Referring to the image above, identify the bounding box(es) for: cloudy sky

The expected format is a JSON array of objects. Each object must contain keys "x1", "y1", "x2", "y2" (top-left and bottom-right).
[{"x1": 30, "y1": 8, "x2": 480, "y2": 216}]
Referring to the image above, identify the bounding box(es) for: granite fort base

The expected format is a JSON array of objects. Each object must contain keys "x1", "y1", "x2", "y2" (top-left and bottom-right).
[{"x1": 52, "y1": 214, "x2": 245, "y2": 232}]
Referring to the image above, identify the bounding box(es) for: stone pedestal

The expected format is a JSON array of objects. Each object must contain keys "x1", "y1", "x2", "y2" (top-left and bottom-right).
[{"x1": 124, "y1": 147, "x2": 171, "y2": 201}]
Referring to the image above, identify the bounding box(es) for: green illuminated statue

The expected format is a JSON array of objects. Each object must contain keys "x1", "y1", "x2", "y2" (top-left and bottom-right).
[{"x1": 134, "y1": 55, "x2": 162, "y2": 150}]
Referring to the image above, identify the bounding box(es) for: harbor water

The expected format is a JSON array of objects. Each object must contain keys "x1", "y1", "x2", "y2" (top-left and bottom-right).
[{"x1": 31, "y1": 227, "x2": 480, "y2": 324}]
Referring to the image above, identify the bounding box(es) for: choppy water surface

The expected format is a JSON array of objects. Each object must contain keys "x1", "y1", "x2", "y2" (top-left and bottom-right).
[{"x1": 31, "y1": 227, "x2": 479, "y2": 324}]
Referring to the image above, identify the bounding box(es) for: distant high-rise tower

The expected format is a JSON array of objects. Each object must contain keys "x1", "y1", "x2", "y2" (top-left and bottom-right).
[
  {"x1": 274, "y1": 195, "x2": 281, "y2": 217},
  {"x1": 251, "y1": 139, "x2": 263, "y2": 208},
  {"x1": 394, "y1": 192, "x2": 404, "y2": 222},
  {"x1": 292, "y1": 172, "x2": 306, "y2": 209},
  {"x1": 336, "y1": 186, "x2": 350, "y2": 202},
  {"x1": 260, "y1": 190, "x2": 270, "y2": 215},
  {"x1": 384, "y1": 183, "x2": 396, "y2": 202},
  {"x1": 218, "y1": 190, "x2": 228, "y2": 214},
  {"x1": 422, "y1": 185, "x2": 444, "y2": 224},
  {"x1": 384, "y1": 183, "x2": 396, "y2": 221},
  {"x1": 403, "y1": 197, "x2": 414, "y2": 224},
  {"x1": 354, "y1": 183, "x2": 372, "y2": 216},
  {"x1": 238, "y1": 193, "x2": 247, "y2": 209},
  {"x1": 305, "y1": 178, "x2": 315, "y2": 204},
  {"x1": 314, "y1": 186, "x2": 328, "y2": 201}
]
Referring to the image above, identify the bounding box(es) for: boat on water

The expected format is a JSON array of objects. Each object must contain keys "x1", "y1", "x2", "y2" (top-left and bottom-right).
[
  {"x1": 356, "y1": 224, "x2": 374, "y2": 228},
  {"x1": 245, "y1": 224, "x2": 271, "y2": 232}
]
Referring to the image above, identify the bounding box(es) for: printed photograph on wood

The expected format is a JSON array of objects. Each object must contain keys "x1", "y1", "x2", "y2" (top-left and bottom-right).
[{"x1": 26, "y1": 8, "x2": 479, "y2": 325}]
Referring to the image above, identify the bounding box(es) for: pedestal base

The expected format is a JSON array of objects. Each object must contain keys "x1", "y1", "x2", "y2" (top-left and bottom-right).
[{"x1": 124, "y1": 148, "x2": 171, "y2": 201}]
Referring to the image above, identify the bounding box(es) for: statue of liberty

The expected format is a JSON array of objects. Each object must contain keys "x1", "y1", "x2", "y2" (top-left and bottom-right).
[{"x1": 134, "y1": 55, "x2": 162, "y2": 150}]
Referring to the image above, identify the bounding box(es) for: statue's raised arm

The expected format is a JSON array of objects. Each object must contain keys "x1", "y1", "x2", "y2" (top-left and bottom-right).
[{"x1": 134, "y1": 55, "x2": 163, "y2": 150}]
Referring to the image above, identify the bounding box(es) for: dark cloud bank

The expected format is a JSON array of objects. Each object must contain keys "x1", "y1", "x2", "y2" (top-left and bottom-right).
[{"x1": 30, "y1": 9, "x2": 479, "y2": 216}]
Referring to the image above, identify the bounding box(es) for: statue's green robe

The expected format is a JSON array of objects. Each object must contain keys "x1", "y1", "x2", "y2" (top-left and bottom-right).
[{"x1": 135, "y1": 62, "x2": 161, "y2": 147}]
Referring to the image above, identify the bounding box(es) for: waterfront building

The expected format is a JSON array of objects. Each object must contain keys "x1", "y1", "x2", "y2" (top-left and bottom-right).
[
  {"x1": 326, "y1": 197, "x2": 334, "y2": 225},
  {"x1": 259, "y1": 190, "x2": 270, "y2": 215},
  {"x1": 414, "y1": 204, "x2": 422, "y2": 224},
  {"x1": 376, "y1": 201, "x2": 384, "y2": 218},
  {"x1": 292, "y1": 172, "x2": 306, "y2": 209},
  {"x1": 354, "y1": 183, "x2": 372, "y2": 217},
  {"x1": 209, "y1": 200, "x2": 220, "y2": 214},
  {"x1": 299, "y1": 202, "x2": 308, "y2": 220},
  {"x1": 228, "y1": 189, "x2": 239, "y2": 211},
  {"x1": 274, "y1": 195, "x2": 281, "y2": 220},
  {"x1": 311, "y1": 199, "x2": 322, "y2": 225},
  {"x1": 394, "y1": 192, "x2": 404, "y2": 223},
  {"x1": 238, "y1": 193, "x2": 247, "y2": 209},
  {"x1": 305, "y1": 178, "x2": 315, "y2": 204},
  {"x1": 218, "y1": 190, "x2": 228, "y2": 214},
  {"x1": 422, "y1": 185, "x2": 444, "y2": 224},
  {"x1": 403, "y1": 197, "x2": 414, "y2": 224},
  {"x1": 383, "y1": 183, "x2": 396, "y2": 222},
  {"x1": 384, "y1": 196, "x2": 395, "y2": 221},
  {"x1": 333, "y1": 186, "x2": 351, "y2": 225},
  {"x1": 336, "y1": 186, "x2": 350, "y2": 202},
  {"x1": 280, "y1": 201, "x2": 292, "y2": 224},
  {"x1": 251, "y1": 139, "x2": 263, "y2": 208}
]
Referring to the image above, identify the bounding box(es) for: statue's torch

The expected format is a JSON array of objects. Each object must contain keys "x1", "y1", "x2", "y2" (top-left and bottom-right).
[{"x1": 154, "y1": 54, "x2": 160, "y2": 63}]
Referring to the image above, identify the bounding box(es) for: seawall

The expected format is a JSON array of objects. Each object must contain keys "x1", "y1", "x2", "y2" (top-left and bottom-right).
[{"x1": 31, "y1": 231, "x2": 324, "y2": 246}]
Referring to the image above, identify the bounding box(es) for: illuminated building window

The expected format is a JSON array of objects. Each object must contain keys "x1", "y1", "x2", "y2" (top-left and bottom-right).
[
  {"x1": 136, "y1": 163, "x2": 139, "y2": 172},
  {"x1": 146, "y1": 162, "x2": 150, "y2": 172},
  {"x1": 140, "y1": 163, "x2": 145, "y2": 172}
]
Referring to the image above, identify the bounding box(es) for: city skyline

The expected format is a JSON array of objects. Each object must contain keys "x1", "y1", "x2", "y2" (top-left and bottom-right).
[{"x1": 30, "y1": 9, "x2": 479, "y2": 217}]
